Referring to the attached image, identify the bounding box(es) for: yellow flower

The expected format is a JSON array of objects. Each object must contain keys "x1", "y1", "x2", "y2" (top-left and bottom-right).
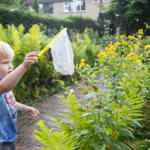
[
  {"x1": 127, "y1": 53, "x2": 140, "y2": 63},
  {"x1": 138, "y1": 35, "x2": 142, "y2": 39},
  {"x1": 84, "y1": 28, "x2": 87, "y2": 33},
  {"x1": 78, "y1": 59, "x2": 85, "y2": 69},
  {"x1": 138, "y1": 29, "x2": 143, "y2": 35},
  {"x1": 127, "y1": 53, "x2": 134, "y2": 58},
  {"x1": 122, "y1": 64, "x2": 126, "y2": 69},
  {"x1": 127, "y1": 53, "x2": 134, "y2": 60},
  {"x1": 109, "y1": 42, "x2": 113, "y2": 45},
  {"x1": 142, "y1": 70, "x2": 148, "y2": 74},
  {"x1": 112, "y1": 52, "x2": 116, "y2": 58},
  {"x1": 110, "y1": 45, "x2": 117, "y2": 51},
  {"x1": 120, "y1": 35, "x2": 125, "y2": 38},
  {"x1": 128, "y1": 35, "x2": 135, "y2": 40},
  {"x1": 134, "y1": 44, "x2": 139, "y2": 50},
  {"x1": 130, "y1": 48, "x2": 134, "y2": 52},
  {"x1": 121, "y1": 40, "x2": 128, "y2": 45},
  {"x1": 144, "y1": 45, "x2": 150, "y2": 49},
  {"x1": 97, "y1": 51, "x2": 107, "y2": 58},
  {"x1": 136, "y1": 41, "x2": 141, "y2": 45},
  {"x1": 76, "y1": 35, "x2": 81, "y2": 43},
  {"x1": 137, "y1": 59, "x2": 142, "y2": 65},
  {"x1": 81, "y1": 58, "x2": 85, "y2": 62},
  {"x1": 114, "y1": 42, "x2": 121, "y2": 47},
  {"x1": 105, "y1": 47, "x2": 109, "y2": 51}
]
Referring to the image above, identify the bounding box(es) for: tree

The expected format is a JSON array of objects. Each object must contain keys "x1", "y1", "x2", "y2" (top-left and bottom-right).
[
  {"x1": 32, "y1": 0, "x2": 39, "y2": 14},
  {"x1": 99, "y1": 0, "x2": 150, "y2": 35}
]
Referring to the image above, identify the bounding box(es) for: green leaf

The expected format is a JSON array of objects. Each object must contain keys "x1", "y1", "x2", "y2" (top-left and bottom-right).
[
  {"x1": 127, "y1": 118, "x2": 142, "y2": 127},
  {"x1": 120, "y1": 128, "x2": 134, "y2": 138},
  {"x1": 78, "y1": 130, "x2": 89, "y2": 136},
  {"x1": 80, "y1": 112, "x2": 93, "y2": 117},
  {"x1": 81, "y1": 87, "x2": 91, "y2": 94},
  {"x1": 92, "y1": 143, "x2": 101, "y2": 150}
]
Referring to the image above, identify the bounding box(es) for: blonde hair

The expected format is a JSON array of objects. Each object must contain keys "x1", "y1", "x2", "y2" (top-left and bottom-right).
[{"x1": 0, "y1": 41, "x2": 14, "y2": 60}]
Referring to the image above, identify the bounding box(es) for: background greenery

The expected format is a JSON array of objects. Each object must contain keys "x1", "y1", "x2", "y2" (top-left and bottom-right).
[
  {"x1": 98, "y1": 0, "x2": 150, "y2": 35},
  {"x1": 0, "y1": 6, "x2": 100, "y2": 34}
]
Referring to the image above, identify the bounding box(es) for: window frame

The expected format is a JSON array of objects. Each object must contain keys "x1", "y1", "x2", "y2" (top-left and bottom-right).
[
  {"x1": 63, "y1": 0, "x2": 85, "y2": 13},
  {"x1": 102, "y1": 0, "x2": 110, "y2": 3},
  {"x1": 93, "y1": 0, "x2": 100, "y2": 4},
  {"x1": 63, "y1": 2, "x2": 73, "y2": 12},
  {"x1": 75, "y1": 0, "x2": 85, "y2": 12}
]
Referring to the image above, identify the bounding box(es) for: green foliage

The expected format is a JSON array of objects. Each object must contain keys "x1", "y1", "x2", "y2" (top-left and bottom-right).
[
  {"x1": 99, "y1": 0, "x2": 150, "y2": 35},
  {"x1": 34, "y1": 31, "x2": 150, "y2": 149},
  {"x1": 0, "y1": 0, "x2": 22, "y2": 9},
  {"x1": 0, "y1": 7, "x2": 100, "y2": 34},
  {"x1": 33, "y1": 120, "x2": 77, "y2": 150},
  {"x1": 0, "y1": 0, "x2": 21, "y2": 5},
  {"x1": 32, "y1": 0, "x2": 39, "y2": 14},
  {"x1": 127, "y1": 139, "x2": 150, "y2": 150},
  {"x1": 72, "y1": 30, "x2": 100, "y2": 67},
  {"x1": 0, "y1": 24, "x2": 63, "y2": 103}
]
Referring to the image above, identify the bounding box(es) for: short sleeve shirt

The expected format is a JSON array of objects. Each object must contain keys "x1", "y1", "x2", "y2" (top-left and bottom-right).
[{"x1": 0, "y1": 90, "x2": 17, "y2": 143}]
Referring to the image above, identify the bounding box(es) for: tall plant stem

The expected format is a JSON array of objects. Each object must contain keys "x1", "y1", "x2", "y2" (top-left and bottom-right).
[{"x1": 124, "y1": 141, "x2": 136, "y2": 150}]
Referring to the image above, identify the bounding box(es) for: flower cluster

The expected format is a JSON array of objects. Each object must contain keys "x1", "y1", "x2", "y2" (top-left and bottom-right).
[
  {"x1": 79, "y1": 29, "x2": 146, "y2": 70},
  {"x1": 126, "y1": 53, "x2": 141, "y2": 64},
  {"x1": 138, "y1": 29, "x2": 144, "y2": 35},
  {"x1": 78, "y1": 58, "x2": 85, "y2": 69},
  {"x1": 144, "y1": 45, "x2": 150, "y2": 49},
  {"x1": 97, "y1": 51, "x2": 107, "y2": 58}
]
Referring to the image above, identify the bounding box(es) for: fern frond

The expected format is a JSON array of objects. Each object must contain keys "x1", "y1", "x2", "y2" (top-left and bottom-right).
[{"x1": 33, "y1": 120, "x2": 77, "y2": 150}]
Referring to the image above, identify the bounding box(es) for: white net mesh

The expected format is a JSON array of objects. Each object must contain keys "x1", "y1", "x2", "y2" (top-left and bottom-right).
[{"x1": 50, "y1": 30, "x2": 74, "y2": 75}]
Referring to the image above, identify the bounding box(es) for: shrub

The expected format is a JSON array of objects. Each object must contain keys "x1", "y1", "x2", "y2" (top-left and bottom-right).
[{"x1": 0, "y1": 7, "x2": 100, "y2": 34}]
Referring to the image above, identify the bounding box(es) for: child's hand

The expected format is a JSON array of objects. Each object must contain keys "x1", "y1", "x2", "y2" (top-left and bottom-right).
[
  {"x1": 22, "y1": 51, "x2": 39, "y2": 68},
  {"x1": 26, "y1": 106, "x2": 40, "y2": 117}
]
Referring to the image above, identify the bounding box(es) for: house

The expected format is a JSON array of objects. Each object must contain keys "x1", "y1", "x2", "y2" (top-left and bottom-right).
[{"x1": 24, "y1": 0, "x2": 110, "y2": 20}]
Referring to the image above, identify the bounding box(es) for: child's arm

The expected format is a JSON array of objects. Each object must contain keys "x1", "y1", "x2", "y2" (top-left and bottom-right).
[
  {"x1": 15, "y1": 102, "x2": 39, "y2": 117},
  {"x1": 0, "y1": 51, "x2": 39, "y2": 94}
]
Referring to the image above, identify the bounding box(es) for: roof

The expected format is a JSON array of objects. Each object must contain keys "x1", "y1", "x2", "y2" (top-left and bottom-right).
[{"x1": 25, "y1": 0, "x2": 72, "y2": 5}]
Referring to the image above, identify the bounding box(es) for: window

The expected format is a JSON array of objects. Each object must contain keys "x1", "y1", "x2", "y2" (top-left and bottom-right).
[
  {"x1": 39, "y1": 4, "x2": 43, "y2": 9},
  {"x1": 64, "y1": 0, "x2": 85, "y2": 12},
  {"x1": 43, "y1": 3, "x2": 53, "y2": 14},
  {"x1": 75, "y1": 0, "x2": 85, "y2": 11},
  {"x1": 64, "y1": 2, "x2": 73, "y2": 12},
  {"x1": 93, "y1": 0, "x2": 100, "y2": 3},
  {"x1": 102, "y1": 0, "x2": 110, "y2": 3}
]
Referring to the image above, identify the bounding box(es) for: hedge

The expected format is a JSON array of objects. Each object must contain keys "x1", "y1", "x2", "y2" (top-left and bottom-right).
[{"x1": 0, "y1": 7, "x2": 100, "y2": 33}]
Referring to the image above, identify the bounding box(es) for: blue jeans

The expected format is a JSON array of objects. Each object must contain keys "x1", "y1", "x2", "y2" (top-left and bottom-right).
[{"x1": 0, "y1": 142, "x2": 16, "y2": 150}]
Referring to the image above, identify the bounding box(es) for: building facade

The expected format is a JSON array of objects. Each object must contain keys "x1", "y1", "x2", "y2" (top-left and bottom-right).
[{"x1": 24, "y1": 0, "x2": 110, "y2": 20}]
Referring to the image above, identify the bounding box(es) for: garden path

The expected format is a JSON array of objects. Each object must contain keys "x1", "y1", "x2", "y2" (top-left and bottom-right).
[{"x1": 16, "y1": 84, "x2": 80, "y2": 150}]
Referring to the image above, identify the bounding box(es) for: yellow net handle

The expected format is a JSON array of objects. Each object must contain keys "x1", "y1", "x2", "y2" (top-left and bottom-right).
[{"x1": 36, "y1": 28, "x2": 67, "y2": 59}]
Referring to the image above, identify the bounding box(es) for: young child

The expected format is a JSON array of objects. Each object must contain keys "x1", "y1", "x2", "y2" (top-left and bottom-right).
[{"x1": 0, "y1": 41, "x2": 40, "y2": 150}]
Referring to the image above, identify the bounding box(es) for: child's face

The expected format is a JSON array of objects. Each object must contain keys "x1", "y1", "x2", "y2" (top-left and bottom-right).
[{"x1": 0, "y1": 57, "x2": 13, "y2": 79}]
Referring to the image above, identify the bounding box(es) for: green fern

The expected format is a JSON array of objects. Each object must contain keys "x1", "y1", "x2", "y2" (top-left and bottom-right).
[
  {"x1": 33, "y1": 120, "x2": 77, "y2": 150},
  {"x1": 0, "y1": 24, "x2": 7, "y2": 42},
  {"x1": 127, "y1": 139, "x2": 150, "y2": 150}
]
